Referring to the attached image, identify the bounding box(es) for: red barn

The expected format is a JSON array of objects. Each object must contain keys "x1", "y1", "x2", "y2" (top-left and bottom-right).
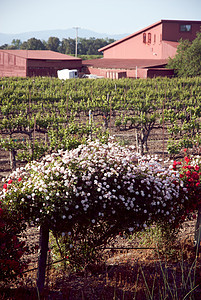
[
  {"x1": 0, "y1": 50, "x2": 82, "y2": 78},
  {"x1": 82, "y1": 19, "x2": 201, "y2": 79}
]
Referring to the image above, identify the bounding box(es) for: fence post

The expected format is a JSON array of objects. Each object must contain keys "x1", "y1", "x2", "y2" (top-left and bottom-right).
[
  {"x1": 194, "y1": 205, "x2": 201, "y2": 255},
  {"x1": 37, "y1": 221, "x2": 49, "y2": 293},
  {"x1": 10, "y1": 149, "x2": 17, "y2": 171}
]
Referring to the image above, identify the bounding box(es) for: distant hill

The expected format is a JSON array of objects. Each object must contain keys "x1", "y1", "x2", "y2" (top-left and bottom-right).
[{"x1": 0, "y1": 28, "x2": 129, "y2": 46}]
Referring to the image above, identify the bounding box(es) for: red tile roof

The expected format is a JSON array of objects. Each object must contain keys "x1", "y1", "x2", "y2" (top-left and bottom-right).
[
  {"x1": 82, "y1": 58, "x2": 168, "y2": 69},
  {"x1": 0, "y1": 50, "x2": 81, "y2": 61}
]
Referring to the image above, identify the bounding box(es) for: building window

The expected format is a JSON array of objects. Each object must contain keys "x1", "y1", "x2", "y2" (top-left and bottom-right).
[
  {"x1": 180, "y1": 24, "x2": 192, "y2": 32},
  {"x1": 160, "y1": 34, "x2": 162, "y2": 44},
  {"x1": 148, "y1": 33, "x2": 151, "y2": 44},
  {"x1": 154, "y1": 34, "x2": 156, "y2": 44},
  {"x1": 0, "y1": 53, "x2": 3, "y2": 64},
  {"x1": 8, "y1": 54, "x2": 14, "y2": 65},
  {"x1": 143, "y1": 33, "x2": 146, "y2": 43}
]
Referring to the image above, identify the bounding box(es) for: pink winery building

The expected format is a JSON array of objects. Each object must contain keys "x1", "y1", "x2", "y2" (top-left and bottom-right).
[
  {"x1": 0, "y1": 20, "x2": 200, "y2": 79},
  {"x1": 0, "y1": 50, "x2": 82, "y2": 78},
  {"x1": 82, "y1": 19, "x2": 201, "y2": 79}
]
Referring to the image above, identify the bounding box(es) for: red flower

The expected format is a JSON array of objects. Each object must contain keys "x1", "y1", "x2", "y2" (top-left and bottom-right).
[
  {"x1": 186, "y1": 170, "x2": 191, "y2": 176},
  {"x1": 184, "y1": 157, "x2": 190, "y2": 163},
  {"x1": 192, "y1": 172, "x2": 199, "y2": 180},
  {"x1": 173, "y1": 161, "x2": 182, "y2": 170},
  {"x1": 3, "y1": 184, "x2": 7, "y2": 189},
  {"x1": 18, "y1": 177, "x2": 22, "y2": 182},
  {"x1": 8, "y1": 179, "x2": 12, "y2": 184},
  {"x1": 195, "y1": 165, "x2": 200, "y2": 171}
]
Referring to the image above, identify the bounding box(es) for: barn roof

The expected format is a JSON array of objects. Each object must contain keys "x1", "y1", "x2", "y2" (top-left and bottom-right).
[
  {"x1": 82, "y1": 58, "x2": 168, "y2": 70},
  {"x1": 0, "y1": 50, "x2": 81, "y2": 61}
]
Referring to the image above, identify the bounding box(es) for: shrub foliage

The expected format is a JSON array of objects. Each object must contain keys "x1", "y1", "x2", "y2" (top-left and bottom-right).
[
  {"x1": 1, "y1": 138, "x2": 197, "y2": 263},
  {"x1": 0, "y1": 202, "x2": 29, "y2": 283}
]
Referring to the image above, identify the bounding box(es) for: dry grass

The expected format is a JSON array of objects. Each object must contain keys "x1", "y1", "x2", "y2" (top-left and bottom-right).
[{"x1": 1, "y1": 226, "x2": 201, "y2": 300}]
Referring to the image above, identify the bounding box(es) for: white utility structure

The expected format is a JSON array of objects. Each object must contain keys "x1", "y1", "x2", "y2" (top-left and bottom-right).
[{"x1": 57, "y1": 69, "x2": 78, "y2": 79}]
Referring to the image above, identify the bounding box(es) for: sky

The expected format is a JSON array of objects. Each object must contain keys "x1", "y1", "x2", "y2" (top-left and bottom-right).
[{"x1": 0, "y1": 0, "x2": 201, "y2": 35}]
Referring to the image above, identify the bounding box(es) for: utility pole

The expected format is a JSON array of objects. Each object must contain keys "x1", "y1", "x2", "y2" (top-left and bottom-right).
[{"x1": 73, "y1": 27, "x2": 80, "y2": 57}]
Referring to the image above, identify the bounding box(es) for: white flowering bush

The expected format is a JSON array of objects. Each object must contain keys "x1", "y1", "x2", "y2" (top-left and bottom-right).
[{"x1": 0, "y1": 138, "x2": 190, "y2": 266}]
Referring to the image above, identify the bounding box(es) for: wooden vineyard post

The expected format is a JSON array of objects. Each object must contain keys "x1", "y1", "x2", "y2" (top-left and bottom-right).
[
  {"x1": 103, "y1": 93, "x2": 110, "y2": 130},
  {"x1": 135, "y1": 129, "x2": 139, "y2": 153},
  {"x1": 89, "y1": 109, "x2": 92, "y2": 140},
  {"x1": 10, "y1": 148, "x2": 17, "y2": 171},
  {"x1": 109, "y1": 98, "x2": 112, "y2": 134},
  {"x1": 66, "y1": 94, "x2": 69, "y2": 123},
  {"x1": 194, "y1": 205, "x2": 201, "y2": 255},
  {"x1": 162, "y1": 87, "x2": 166, "y2": 166},
  {"x1": 37, "y1": 221, "x2": 49, "y2": 293},
  {"x1": 32, "y1": 116, "x2": 36, "y2": 160}
]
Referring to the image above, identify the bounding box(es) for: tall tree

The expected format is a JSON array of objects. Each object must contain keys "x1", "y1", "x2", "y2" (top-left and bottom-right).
[
  {"x1": 167, "y1": 30, "x2": 201, "y2": 77},
  {"x1": 46, "y1": 37, "x2": 60, "y2": 52},
  {"x1": 0, "y1": 36, "x2": 115, "y2": 56},
  {"x1": 59, "y1": 38, "x2": 75, "y2": 55},
  {"x1": 20, "y1": 38, "x2": 46, "y2": 50},
  {"x1": 0, "y1": 44, "x2": 9, "y2": 49},
  {"x1": 11, "y1": 39, "x2": 22, "y2": 49}
]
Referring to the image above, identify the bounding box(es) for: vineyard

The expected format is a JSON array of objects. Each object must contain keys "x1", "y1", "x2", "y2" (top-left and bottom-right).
[
  {"x1": 1, "y1": 76, "x2": 201, "y2": 299},
  {"x1": 0, "y1": 76, "x2": 201, "y2": 175}
]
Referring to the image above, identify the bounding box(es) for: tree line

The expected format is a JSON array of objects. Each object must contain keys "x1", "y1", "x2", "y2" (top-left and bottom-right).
[
  {"x1": 167, "y1": 30, "x2": 201, "y2": 77},
  {"x1": 0, "y1": 36, "x2": 115, "y2": 57}
]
